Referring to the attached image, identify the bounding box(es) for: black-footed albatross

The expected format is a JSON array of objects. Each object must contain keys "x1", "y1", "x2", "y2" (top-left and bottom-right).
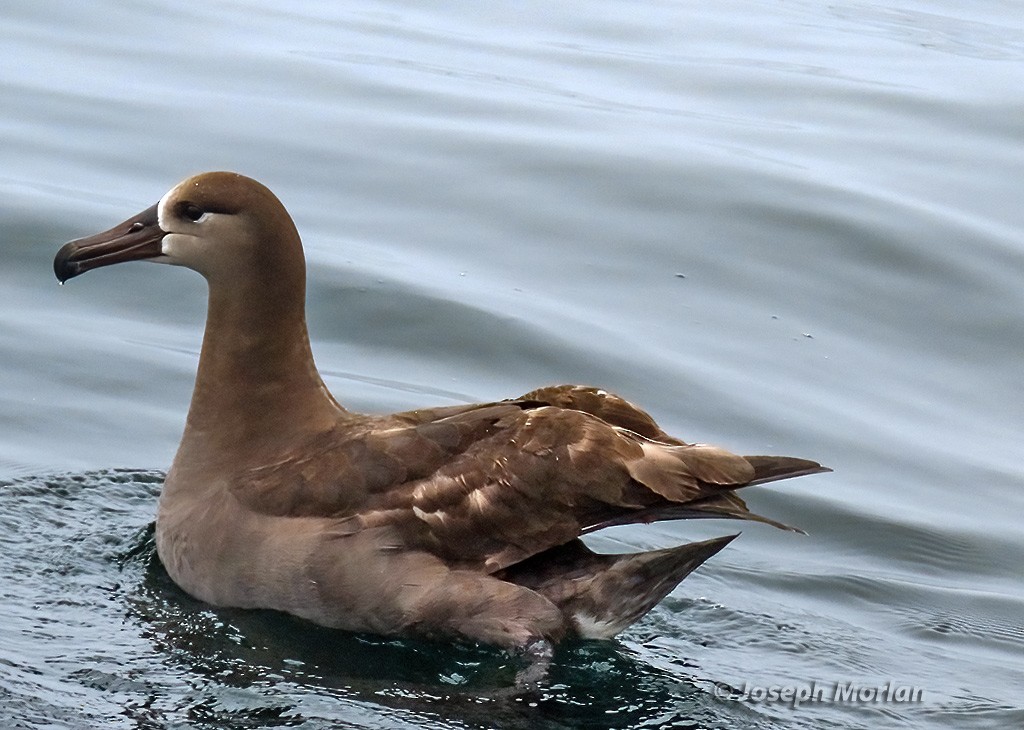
[{"x1": 53, "y1": 171, "x2": 829, "y2": 656}]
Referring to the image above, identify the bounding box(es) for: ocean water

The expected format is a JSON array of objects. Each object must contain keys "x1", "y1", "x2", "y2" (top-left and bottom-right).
[{"x1": 2, "y1": 1, "x2": 1023, "y2": 727}]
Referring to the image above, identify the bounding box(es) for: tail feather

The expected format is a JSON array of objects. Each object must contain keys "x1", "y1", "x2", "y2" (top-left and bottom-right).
[{"x1": 500, "y1": 535, "x2": 737, "y2": 639}]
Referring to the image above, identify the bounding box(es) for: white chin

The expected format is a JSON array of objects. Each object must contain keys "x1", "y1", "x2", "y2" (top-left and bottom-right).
[{"x1": 145, "y1": 255, "x2": 177, "y2": 266}]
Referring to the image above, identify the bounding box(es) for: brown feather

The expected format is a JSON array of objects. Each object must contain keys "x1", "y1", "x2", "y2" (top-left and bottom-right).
[
  {"x1": 230, "y1": 400, "x2": 826, "y2": 572},
  {"x1": 60, "y1": 172, "x2": 832, "y2": 649},
  {"x1": 498, "y1": 535, "x2": 738, "y2": 638}
]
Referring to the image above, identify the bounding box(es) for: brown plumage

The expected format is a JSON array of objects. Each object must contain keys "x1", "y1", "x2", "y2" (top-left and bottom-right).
[{"x1": 53, "y1": 171, "x2": 830, "y2": 652}]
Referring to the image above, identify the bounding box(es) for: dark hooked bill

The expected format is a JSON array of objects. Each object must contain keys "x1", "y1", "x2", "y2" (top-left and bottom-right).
[{"x1": 53, "y1": 203, "x2": 165, "y2": 283}]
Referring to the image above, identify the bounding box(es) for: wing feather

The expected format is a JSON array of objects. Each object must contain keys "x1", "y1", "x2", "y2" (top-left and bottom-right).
[{"x1": 230, "y1": 389, "x2": 827, "y2": 573}]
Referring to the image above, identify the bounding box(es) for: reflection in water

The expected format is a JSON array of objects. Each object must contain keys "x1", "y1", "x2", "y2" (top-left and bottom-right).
[
  {"x1": 3, "y1": 438, "x2": 1022, "y2": 728},
  {"x1": 124, "y1": 517, "x2": 723, "y2": 729},
  {"x1": 0, "y1": 470, "x2": 742, "y2": 729}
]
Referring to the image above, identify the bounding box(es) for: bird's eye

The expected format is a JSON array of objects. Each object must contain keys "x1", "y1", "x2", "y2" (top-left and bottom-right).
[{"x1": 182, "y1": 203, "x2": 205, "y2": 222}]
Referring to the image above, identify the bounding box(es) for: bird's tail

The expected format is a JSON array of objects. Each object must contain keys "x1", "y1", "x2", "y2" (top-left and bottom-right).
[{"x1": 501, "y1": 535, "x2": 736, "y2": 640}]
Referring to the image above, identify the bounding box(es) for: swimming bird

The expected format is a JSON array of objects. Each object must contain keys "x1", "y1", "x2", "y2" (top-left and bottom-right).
[{"x1": 53, "y1": 171, "x2": 829, "y2": 655}]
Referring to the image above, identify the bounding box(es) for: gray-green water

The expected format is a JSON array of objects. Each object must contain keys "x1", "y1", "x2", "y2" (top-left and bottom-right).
[{"x1": 2, "y1": 1, "x2": 1023, "y2": 727}]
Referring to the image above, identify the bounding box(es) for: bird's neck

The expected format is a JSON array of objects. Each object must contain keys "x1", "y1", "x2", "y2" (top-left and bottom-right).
[{"x1": 170, "y1": 277, "x2": 345, "y2": 477}]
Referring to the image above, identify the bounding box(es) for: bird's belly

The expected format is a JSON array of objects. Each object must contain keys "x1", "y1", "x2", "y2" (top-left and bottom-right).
[
  {"x1": 153, "y1": 489, "x2": 424, "y2": 636},
  {"x1": 154, "y1": 490, "x2": 325, "y2": 615}
]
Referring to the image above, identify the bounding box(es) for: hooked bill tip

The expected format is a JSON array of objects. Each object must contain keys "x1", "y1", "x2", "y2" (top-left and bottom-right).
[{"x1": 53, "y1": 250, "x2": 81, "y2": 284}]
